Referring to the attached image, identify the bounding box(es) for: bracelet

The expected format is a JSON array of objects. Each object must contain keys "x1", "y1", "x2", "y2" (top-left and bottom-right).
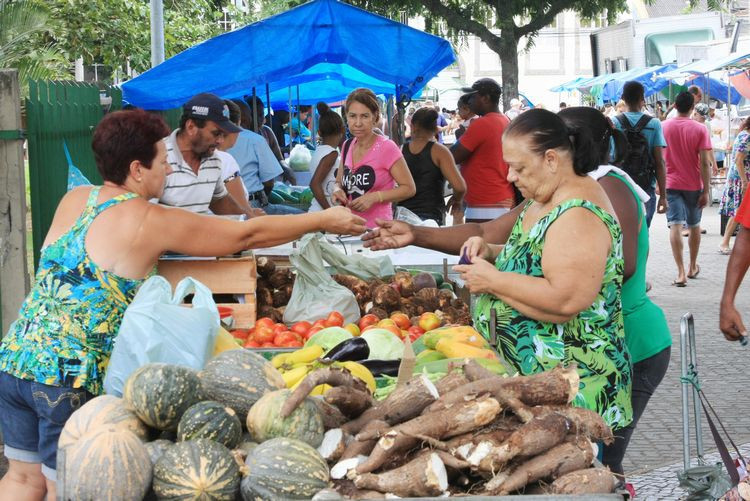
[{"x1": 378, "y1": 192, "x2": 383, "y2": 203}]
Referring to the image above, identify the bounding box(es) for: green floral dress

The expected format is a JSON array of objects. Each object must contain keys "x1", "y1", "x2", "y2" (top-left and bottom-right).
[
  {"x1": 0, "y1": 187, "x2": 145, "y2": 395},
  {"x1": 474, "y1": 199, "x2": 633, "y2": 430}
]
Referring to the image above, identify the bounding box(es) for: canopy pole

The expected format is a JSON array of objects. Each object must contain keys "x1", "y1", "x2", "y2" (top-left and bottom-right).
[
  {"x1": 149, "y1": 0, "x2": 165, "y2": 67},
  {"x1": 296, "y1": 85, "x2": 301, "y2": 145},
  {"x1": 728, "y1": 69, "x2": 732, "y2": 149},
  {"x1": 251, "y1": 87, "x2": 258, "y2": 134},
  {"x1": 288, "y1": 87, "x2": 293, "y2": 149},
  {"x1": 266, "y1": 84, "x2": 272, "y2": 130}
]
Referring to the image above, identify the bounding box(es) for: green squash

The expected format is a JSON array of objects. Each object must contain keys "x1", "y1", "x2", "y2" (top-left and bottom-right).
[
  {"x1": 177, "y1": 401, "x2": 242, "y2": 449},
  {"x1": 58, "y1": 394, "x2": 148, "y2": 451},
  {"x1": 246, "y1": 389, "x2": 324, "y2": 447},
  {"x1": 123, "y1": 363, "x2": 201, "y2": 431},
  {"x1": 198, "y1": 350, "x2": 285, "y2": 422},
  {"x1": 61, "y1": 426, "x2": 151, "y2": 501},
  {"x1": 153, "y1": 439, "x2": 240, "y2": 501},
  {"x1": 240, "y1": 437, "x2": 329, "y2": 500},
  {"x1": 144, "y1": 439, "x2": 173, "y2": 467}
]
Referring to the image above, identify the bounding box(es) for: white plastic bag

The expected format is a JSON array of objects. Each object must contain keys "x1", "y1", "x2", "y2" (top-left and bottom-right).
[
  {"x1": 283, "y1": 234, "x2": 360, "y2": 325},
  {"x1": 288, "y1": 144, "x2": 312, "y2": 172},
  {"x1": 103, "y1": 276, "x2": 220, "y2": 396}
]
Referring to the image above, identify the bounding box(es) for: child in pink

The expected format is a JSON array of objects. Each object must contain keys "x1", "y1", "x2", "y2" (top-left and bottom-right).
[{"x1": 342, "y1": 134, "x2": 404, "y2": 227}]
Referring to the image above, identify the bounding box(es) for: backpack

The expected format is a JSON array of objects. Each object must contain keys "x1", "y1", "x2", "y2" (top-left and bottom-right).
[{"x1": 615, "y1": 113, "x2": 655, "y2": 192}]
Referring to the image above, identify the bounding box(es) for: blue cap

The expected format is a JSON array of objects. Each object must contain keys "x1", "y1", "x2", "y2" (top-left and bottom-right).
[{"x1": 183, "y1": 93, "x2": 241, "y2": 133}]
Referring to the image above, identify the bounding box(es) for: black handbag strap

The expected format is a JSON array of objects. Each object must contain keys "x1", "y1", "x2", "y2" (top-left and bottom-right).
[{"x1": 697, "y1": 389, "x2": 745, "y2": 485}]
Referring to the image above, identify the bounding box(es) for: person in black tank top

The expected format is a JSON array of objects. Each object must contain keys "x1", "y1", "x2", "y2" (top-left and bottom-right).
[{"x1": 398, "y1": 108, "x2": 466, "y2": 225}]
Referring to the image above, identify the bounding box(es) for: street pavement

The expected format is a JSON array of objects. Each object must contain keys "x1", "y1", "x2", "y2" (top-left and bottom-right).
[
  {"x1": 0, "y1": 205, "x2": 748, "y2": 499},
  {"x1": 624, "y1": 204, "x2": 750, "y2": 499}
]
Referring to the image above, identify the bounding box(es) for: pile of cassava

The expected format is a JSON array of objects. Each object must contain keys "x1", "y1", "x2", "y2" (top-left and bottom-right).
[{"x1": 286, "y1": 359, "x2": 621, "y2": 499}]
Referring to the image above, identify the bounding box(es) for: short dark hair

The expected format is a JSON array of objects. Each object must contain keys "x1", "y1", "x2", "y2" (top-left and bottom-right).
[
  {"x1": 621, "y1": 81, "x2": 645, "y2": 107},
  {"x1": 178, "y1": 113, "x2": 206, "y2": 130},
  {"x1": 232, "y1": 99, "x2": 253, "y2": 129},
  {"x1": 504, "y1": 108, "x2": 599, "y2": 176},
  {"x1": 411, "y1": 107, "x2": 438, "y2": 132},
  {"x1": 688, "y1": 85, "x2": 702, "y2": 97},
  {"x1": 245, "y1": 95, "x2": 266, "y2": 127},
  {"x1": 457, "y1": 94, "x2": 472, "y2": 107},
  {"x1": 224, "y1": 99, "x2": 241, "y2": 126},
  {"x1": 675, "y1": 91, "x2": 695, "y2": 114},
  {"x1": 315, "y1": 102, "x2": 345, "y2": 137},
  {"x1": 92, "y1": 109, "x2": 170, "y2": 185}
]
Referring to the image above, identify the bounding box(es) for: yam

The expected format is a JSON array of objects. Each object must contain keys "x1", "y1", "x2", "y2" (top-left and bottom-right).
[
  {"x1": 257, "y1": 305, "x2": 282, "y2": 323},
  {"x1": 392, "y1": 271, "x2": 415, "y2": 297},
  {"x1": 354, "y1": 452, "x2": 448, "y2": 497},
  {"x1": 372, "y1": 284, "x2": 401, "y2": 311},
  {"x1": 437, "y1": 288, "x2": 454, "y2": 310},
  {"x1": 256, "y1": 287, "x2": 273, "y2": 308},
  {"x1": 268, "y1": 268, "x2": 293, "y2": 289},
  {"x1": 318, "y1": 428, "x2": 349, "y2": 463},
  {"x1": 333, "y1": 274, "x2": 371, "y2": 303},
  {"x1": 415, "y1": 287, "x2": 440, "y2": 311},
  {"x1": 272, "y1": 289, "x2": 289, "y2": 307},
  {"x1": 282, "y1": 368, "x2": 368, "y2": 418},
  {"x1": 341, "y1": 420, "x2": 388, "y2": 460},
  {"x1": 531, "y1": 405, "x2": 614, "y2": 444},
  {"x1": 324, "y1": 386, "x2": 374, "y2": 418},
  {"x1": 256, "y1": 256, "x2": 276, "y2": 277},
  {"x1": 551, "y1": 468, "x2": 617, "y2": 494}
]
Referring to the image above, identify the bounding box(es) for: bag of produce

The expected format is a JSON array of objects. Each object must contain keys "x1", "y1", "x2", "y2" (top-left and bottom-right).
[
  {"x1": 288, "y1": 144, "x2": 312, "y2": 172},
  {"x1": 283, "y1": 234, "x2": 360, "y2": 326},
  {"x1": 318, "y1": 235, "x2": 393, "y2": 280},
  {"x1": 103, "y1": 276, "x2": 219, "y2": 396}
]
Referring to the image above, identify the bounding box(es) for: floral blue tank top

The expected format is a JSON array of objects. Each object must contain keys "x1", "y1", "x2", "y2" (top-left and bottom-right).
[{"x1": 0, "y1": 187, "x2": 144, "y2": 395}]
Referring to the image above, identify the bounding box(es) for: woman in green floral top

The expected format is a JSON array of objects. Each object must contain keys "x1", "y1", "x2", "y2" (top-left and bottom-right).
[
  {"x1": 0, "y1": 106, "x2": 365, "y2": 500},
  {"x1": 454, "y1": 109, "x2": 632, "y2": 433}
]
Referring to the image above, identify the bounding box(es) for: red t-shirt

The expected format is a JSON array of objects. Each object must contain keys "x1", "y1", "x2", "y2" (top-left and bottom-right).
[
  {"x1": 459, "y1": 112, "x2": 514, "y2": 206},
  {"x1": 662, "y1": 117, "x2": 712, "y2": 191},
  {"x1": 735, "y1": 191, "x2": 750, "y2": 228}
]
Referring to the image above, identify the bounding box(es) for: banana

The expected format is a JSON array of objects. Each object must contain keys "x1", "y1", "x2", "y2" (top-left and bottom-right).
[
  {"x1": 285, "y1": 345, "x2": 324, "y2": 366},
  {"x1": 271, "y1": 352, "x2": 291, "y2": 369},
  {"x1": 282, "y1": 365, "x2": 312, "y2": 388},
  {"x1": 310, "y1": 384, "x2": 332, "y2": 396},
  {"x1": 339, "y1": 361, "x2": 376, "y2": 393}
]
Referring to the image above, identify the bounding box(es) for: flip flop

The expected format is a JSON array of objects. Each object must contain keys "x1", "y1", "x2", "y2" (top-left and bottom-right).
[
  {"x1": 718, "y1": 247, "x2": 732, "y2": 255},
  {"x1": 672, "y1": 280, "x2": 687, "y2": 287},
  {"x1": 687, "y1": 264, "x2": 701, "y2": 279}
]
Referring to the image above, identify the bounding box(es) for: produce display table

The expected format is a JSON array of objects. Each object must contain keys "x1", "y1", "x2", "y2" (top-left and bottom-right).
[{"x1": 157, "y1": 253, "x2": 257, "y2": 328}]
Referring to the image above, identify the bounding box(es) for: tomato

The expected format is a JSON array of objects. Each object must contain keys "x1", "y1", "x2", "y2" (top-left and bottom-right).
[
  {"x1": 272, "y1": 323, "x2": 289, "y2": 336},
  {"x1": 311, "y1": 319, "x2": 327, "y2": 331},
  {"x1": 229, "y1": 329, "x2": 249, "y2": 340},
  {"x1": 255, "y1": 317, "x2": 275, "y2": 329},
  {"x1": 274, "y1": 330, "x2": 302, "y2": 346},
  {"x1": 254, "y1": 325, "x2": 275, "y2": 344},
  {"x1": 305, "y1": 326, "x2": 323, "y2": 340},
  {"x1": 260, "y1": 342, "x2": 276, "y2": 348},
  {"x1": 418, "y1": 312, "x2": 441, "y2": 332},
  {"x1": 379, "y1": 324, "x2": 401, "y2": 338},
  {"x1": 243, "y1": 339, "x2": 260, "y2": 348},
  {"x1": 280, "y1": 339, "x2": 304, "y2": 348},
  {"x1": 358, "y1": 314, "x2": 379, "y2": 332},
  {"x1": 290, "y1": 321, "x2": 312, "y2": 336},
  {"x1": 344, "y1": 323, "x2": 360, "y2": 337},
  {"x1": 325, "y1": 311, "x2": 345, "y2": 328},
  {"x1": 390, "y1": 313, "x2": 411, "y2": 330},
  {"x1": 377, "y1": 318, "x2": 397, "y2": 329},
  {"x1": 408, "y1": 325, "x2": 426, "y2": 342}
]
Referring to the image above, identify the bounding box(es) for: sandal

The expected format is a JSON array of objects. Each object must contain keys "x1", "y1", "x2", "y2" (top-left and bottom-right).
[
  {"x1": 672, "y1": 279, "x2": 687, "y2": 287},
  {"x1": 718, "y1": 247, "x2": 732, "y2": 255},
  {"x1": 687, "y1": 264, "x2": 701, "y2": 279}
]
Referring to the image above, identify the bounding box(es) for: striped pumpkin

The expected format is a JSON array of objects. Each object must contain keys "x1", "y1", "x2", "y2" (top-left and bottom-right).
[
  {"x1": 153, "y1": 439, "x2": 240, "y2": 501},
  {"x1": 176, "y1": 401, "x2": 242, "y2": 449},
  {"x1": 123, "y1": 363, "x2": 201, "y2": 431},
  {"x1": 240, "y1": 438, "x2": 329, "y2": 500},
  {"x1": 58, "y1": 394, "x2": 148, "y2": 450},
  {"x1": 246, "y1": 389, "x2": 324, "y2": 448},
  {"x1": 198, "y1": 350, "x2": 285, "y2": 422},
  {"x1": 144, "y1": 439, "x2": 173, "y2": 466},
  {"x1": 62, "y1": 426, "x2": 152, "y2": 501}
]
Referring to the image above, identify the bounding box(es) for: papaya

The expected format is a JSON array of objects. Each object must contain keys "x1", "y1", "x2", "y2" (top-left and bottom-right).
[
  {"x1": 422, "y1": 326, "x2": 490, "y2": 350},
  {"x1": 415, "y1": 349, "x2": 447, "y2": 364},
  {"x1": 213, "y1": 327, "x2": 241, "y2": 357},
  {"x1": 434, "y1": 338, "x2": 497, "y2": 360}
]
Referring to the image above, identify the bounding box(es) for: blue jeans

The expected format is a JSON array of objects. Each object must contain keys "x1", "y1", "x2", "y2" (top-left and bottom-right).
[
  {"x1": 0, "y1": 371, "x2": 93, "y2": 480},
  {"x1": 666, "y1": 189, "x2": 703, "y2": 227},
  {"x1": 645, "y1": 185, "x2": 656, "y2": 228},
  {"x1": 250, "y1": 199, "x2": 304, "y2": 215}
]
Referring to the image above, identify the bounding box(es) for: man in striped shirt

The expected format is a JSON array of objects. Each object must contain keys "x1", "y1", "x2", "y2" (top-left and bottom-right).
[{"x1": 159, "y1": 93, "x2": 261, "y2": 218}]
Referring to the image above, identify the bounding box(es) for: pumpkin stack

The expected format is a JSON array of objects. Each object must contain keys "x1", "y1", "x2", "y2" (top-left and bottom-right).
[{"x1": 57, "y1": 349, "x2": 340, "y2": 501}]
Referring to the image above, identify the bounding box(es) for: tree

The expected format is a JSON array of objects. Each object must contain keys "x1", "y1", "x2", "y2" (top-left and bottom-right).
[{"x1": 0, "y1": 0, "x2": 70, "y2": 87}]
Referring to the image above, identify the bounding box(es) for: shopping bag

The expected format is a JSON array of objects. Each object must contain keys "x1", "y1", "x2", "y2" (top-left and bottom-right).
[
  {"x1": 288, "y1": 144, "x2": 312, "y2": 172},
  {"x1": 679, "y1": 464, "x2": 732, "y2": 500},
  {"x1": 103, "y1": 275, "x2": 220, "y2": 396},
  {"x1": 283, "y1": 234, "x2": 360, "y2": 325},
  {"x1": 317, "y1": 235, "x2": 394, "y2": 280}
]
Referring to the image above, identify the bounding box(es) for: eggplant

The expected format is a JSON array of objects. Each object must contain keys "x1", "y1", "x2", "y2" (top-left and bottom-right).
[
  {"x1": 359, "y1": 359, "x2": 401, "y2": 377},
  {"x1": 323, "y1": 337, "x2": 370, "y2": 362}
]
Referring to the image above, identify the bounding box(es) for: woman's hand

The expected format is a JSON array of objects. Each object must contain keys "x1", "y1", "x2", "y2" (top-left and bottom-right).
[
  {"x1": 320, "y1": 206, "x2": 367, "y2": 235},
  {"x1": 361, "y1": 219, "x2": 414, "y2": 250},
  {"x1": 348, "y1": 192, "x2": 379, "y2": 212},
  {"x1": 331, "y1": 187, "x2": 348, "y2": 206},
  {"x1": 453, "y1": 260, "x2": 500, "y2": 294},
  {"x1": 460, "y1": 236, "x2": 492, "y2": 263}
]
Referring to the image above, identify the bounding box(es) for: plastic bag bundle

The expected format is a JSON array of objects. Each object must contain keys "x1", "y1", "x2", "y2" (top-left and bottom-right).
[{"x1": 288, "y1": 144, "x2": 312, "y2": 172}]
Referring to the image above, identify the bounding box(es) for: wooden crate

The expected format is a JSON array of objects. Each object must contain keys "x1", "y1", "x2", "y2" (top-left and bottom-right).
[{"x1": 157, "y1": 255, "x2": 257, "y2": 328}]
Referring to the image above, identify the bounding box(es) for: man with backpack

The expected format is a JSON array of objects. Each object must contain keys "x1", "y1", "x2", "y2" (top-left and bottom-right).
[{"x1": 615, "y1": 81, "x2": 668, "y2": 227}]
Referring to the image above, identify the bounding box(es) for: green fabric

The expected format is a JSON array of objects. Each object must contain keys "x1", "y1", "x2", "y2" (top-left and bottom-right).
[
  {"x1": 473, "y1": 199, "x2": 632, "y2": 430},
  {"x1": 608, "y1": 172, "x2": 672, "y2": 363}
]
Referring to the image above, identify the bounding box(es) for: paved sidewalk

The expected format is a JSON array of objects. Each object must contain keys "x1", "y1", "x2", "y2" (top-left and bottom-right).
[{"x1": 622, "y1": 205, "x2": 750, "y2": 497}]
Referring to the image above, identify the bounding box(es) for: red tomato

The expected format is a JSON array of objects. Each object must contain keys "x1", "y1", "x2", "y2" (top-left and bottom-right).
[
  {"x1": 243, "y1": 339, "x2": 260, "y2": 348},
  {"x1": 379, "y1": 324, "x2": 401, "y2": 338},
  {"x1": 358, "y1": 314, "x2": 379, "y2": 332},
  {"x1": 274, "y1": 330, "x2": 302, "y2": 346},
  {"x1": 255, "y1": 317, "x2": 275, "y2": 329},
  {"x1": 390, "y1": 313, "x2": 411, "y2": 330},
  {"x1": 311, "y1": 319, "x2": 327, "y2": 330},
  {"x1": 254, "y1": 325, "x2": 275, "y2": 344},
  {"x1": 229, "y1": 329, "x2": 249, "y2": 340},
  {"x1": 407, "y1": 325, "x2": 425, "y2": 342},
  {"x1": 280, "y1": 339, "x2": 304, "y2": 348},
  {"x1": 305, "y1": 326, "x2": 323, "y2": 340},
  {"x1": 325, "y1": 311, "x2": 345, "y2": 328},
  {"x1": 260, "y1": 342, "x2": 276, "y2": 348},
  {"x1": 290, "y1": 321, "x2": 312, "y2": 336},
  {"x1": 273, "y1": 323, "x2": 289, "y2": 336}
]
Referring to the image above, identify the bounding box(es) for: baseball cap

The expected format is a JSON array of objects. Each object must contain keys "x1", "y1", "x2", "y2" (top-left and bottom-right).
[
  {"x1": 461, "y1": 78, "x2": 502, "y2": 98},
  {"x1": 694, "y1": 103, "x2": 710, "y2": 117},
  {"x1": 183, "y1": 93, "x2": 241, "y2": 133}
]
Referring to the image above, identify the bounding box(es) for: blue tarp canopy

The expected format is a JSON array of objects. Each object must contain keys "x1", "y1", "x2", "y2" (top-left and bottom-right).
[
  {"x1": 600, "y1": 64, "x2": 676, "y2": 102},
  {"x1": 685, "y1": 74, "x2": 742, "y2": 104},
  {"x1": 122, "y1": 0, "x2": 455, "y2": 110}
]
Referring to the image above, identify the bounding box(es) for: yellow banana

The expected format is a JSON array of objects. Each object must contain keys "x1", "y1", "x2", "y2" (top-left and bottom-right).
[
  {"x1": 285, "y1": 345, "x2": 324, "y2": 366},
  {"x1": 271, "y1": 352, "x2": 291, "y2": 369},
  {"x1": 339, "y1": 361, "x2": 376, "y2": 393},
  {"x1": 310, "y1": 384, "x2": 332, "y2": 396},
  {"x1": 282, "y1": 365, "x2": 312, "y2": 388}
]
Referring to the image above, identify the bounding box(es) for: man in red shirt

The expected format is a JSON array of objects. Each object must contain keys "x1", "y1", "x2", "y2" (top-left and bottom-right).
[
  {"x1": 662, "y1": 91, "x2": 712, "y2": 286},
  {"x1": 720, "y1": 193, "x2": 750, "y2": 343},
  {"x1": 451, "y1": 78, "x2": 514, "y2": 222}
]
